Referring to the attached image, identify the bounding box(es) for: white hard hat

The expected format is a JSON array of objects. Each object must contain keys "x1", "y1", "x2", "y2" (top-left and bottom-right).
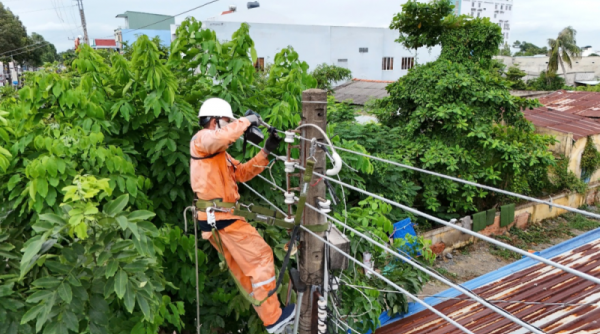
[{"x1": 198, "y1": 98, "x2": 234, "y2": 119}]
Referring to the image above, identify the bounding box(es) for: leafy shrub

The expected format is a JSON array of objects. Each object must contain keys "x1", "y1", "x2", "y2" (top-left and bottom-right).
[
  {"x1": 311, "y1": 63, "x2": 352, "y2": 92},
  {"x1": 580, "y1": 137, "x2": 600, "y2": 181}
]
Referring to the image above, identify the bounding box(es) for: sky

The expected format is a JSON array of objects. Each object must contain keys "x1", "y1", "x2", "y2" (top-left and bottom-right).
[{"x1": 3, "y1": 0, "x2": 599, "y2": 53}]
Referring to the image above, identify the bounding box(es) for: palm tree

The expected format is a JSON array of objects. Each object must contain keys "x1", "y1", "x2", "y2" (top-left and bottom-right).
[{"x1": 547, "y1": 27, "x2": 582, "y2": 81}]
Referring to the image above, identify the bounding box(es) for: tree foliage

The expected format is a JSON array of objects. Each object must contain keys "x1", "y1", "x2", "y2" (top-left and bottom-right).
[
  {"x1": 512, "y1": 40, "x2": 548, "y2": 57},
  {"x1": 548, "y1": 26, "x2": 582, "y2": 78},
  {"x1": 0, "y1": 20, "x2": 421, "y2": 334},
  {"x1": 333, "y1": 0, "x2": 559, "y2": 220},
  {"x1": 311, "y1": 63, "x2": 352, "y2": 92}
]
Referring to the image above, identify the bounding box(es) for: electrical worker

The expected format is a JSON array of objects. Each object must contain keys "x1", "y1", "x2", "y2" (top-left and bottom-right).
[{"x1": 190, "y1": 98, "x2": 295, "y2": 333}]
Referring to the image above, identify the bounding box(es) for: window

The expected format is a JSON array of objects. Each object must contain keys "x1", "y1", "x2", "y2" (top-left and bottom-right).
[
  {"x1": 477, "y1": 12, "x2": 480, "y2": 17},
  {"x1": 401, "y1": 57, "x2": 414, "y2": 70},
  {"x1": 494, "y1": 13, "x2": 497, "y2": 18},
  {"x1": 254, "y1": 57, "x2": 264, "y2": 71},
  {"x1": 478, "y1": 2, "x2": 481, "y2": 7},
  {"x1": 359, "y1": 47, "x2": 369, "y2": 53},
  {"x1": 472, "y1": 1, "x2": 475, "y2": 7},
  {"x1": 337, "y1": 59, "x2": 348, "y2": 69},
  {"x1": 495, "y1": 3, "x2": 498, "y2": 9},
  {"x1": 382, "y1": 57, "x2": 394, "y2": 71},
  {"x1": 500, "y1": 4, "x2": 503, "y2": 10},
  {"x1": 471, "y1": 8, "x2": 476, "y2": 16}
]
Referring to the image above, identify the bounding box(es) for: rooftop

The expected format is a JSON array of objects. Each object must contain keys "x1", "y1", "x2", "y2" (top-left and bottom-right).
[
  {"x1": 523, "y1": 107, "x2": 600, "y2": 140},
  {"x1": 333, "y1": 79, "x2": 393, "y2": 105},
  {"x1": 538, "y1": 90, "x2": 600, "y2": 118},
  {"x1": 93, "y1": 39, "x2": 117, "y2": 48},
  {"x1": 376, "y1": 228, "x2": 600, "y2": 334}
]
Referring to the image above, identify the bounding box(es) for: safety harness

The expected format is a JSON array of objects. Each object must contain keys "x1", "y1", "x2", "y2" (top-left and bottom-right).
[{"x1": 196, "y1": 159, "x2": 328, "y2": 306}]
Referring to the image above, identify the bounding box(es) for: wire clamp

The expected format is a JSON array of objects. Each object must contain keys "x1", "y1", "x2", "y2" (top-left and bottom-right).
[
  {"x1": 206, "y1": 208, "x2": 217, "y2": 229},
  {"x1": 284, "y1": 216, "x2": 295, "y2": 223},
  {"x1": 549, "y1": 196, "x2": 553, "y2": 211},
  {"x1": 284, "y1": 192, "x2": 296, "y2": 205}
]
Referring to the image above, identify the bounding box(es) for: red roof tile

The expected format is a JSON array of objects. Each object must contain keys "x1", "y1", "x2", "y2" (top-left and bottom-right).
[{"x1": 94, "y1": 39, "x2": 116, "y2": 47}]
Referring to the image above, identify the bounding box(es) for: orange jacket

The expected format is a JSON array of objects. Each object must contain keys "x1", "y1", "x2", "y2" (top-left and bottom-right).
[{"x1": 190, "y1": 118, "x2": 269, "y2": 221}]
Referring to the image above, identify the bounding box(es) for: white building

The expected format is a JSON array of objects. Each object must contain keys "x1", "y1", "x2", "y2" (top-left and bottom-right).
[
  {"x1": 170, "y1": 18, "x2": 440, "y2": 82},
  {"x1": 453, "y1": 0, "x2": 514, "y2": 44}
]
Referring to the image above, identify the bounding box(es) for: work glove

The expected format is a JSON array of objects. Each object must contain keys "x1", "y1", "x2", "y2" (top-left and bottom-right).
[
  {"x1": 244, "y1": 109, "x2": 261, "y2": 127},
  {"x1": 263, "y1": 128, "x2": 284, "y2": 154}
]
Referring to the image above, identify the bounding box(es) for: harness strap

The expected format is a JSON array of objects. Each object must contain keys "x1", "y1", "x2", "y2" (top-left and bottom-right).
[{"x1": 191, "y1": 151, "x2": 224, "y2": 160}]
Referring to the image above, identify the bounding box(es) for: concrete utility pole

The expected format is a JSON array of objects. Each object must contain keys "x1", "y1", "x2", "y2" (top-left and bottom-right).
[
  {"x1": 299, "y1": 89, "x2": 328, "y2": 334},
  {"x1": 75, "y1": 0, "x2": 89, "y2": 45}
]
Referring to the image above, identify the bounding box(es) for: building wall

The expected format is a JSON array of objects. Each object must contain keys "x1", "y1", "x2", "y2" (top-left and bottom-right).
[
  {"x1": 497, "y1": 55, "x2": 600, "y2": 82},
  {"x1": 458, "y1": 0, "x2": 514, "y2": 44},
  {"x1": 173, "y1": 21, "x2": 441, "y2": 81},
  {"x1": 120, "y1": 12, "x2": 174, "y2": 30},
  {"x1": 569, "y1": 137, "x2": 587, "y2": 178},
  {"x1": 119, "y1": 29, "x2": 172, "y2": 47}
]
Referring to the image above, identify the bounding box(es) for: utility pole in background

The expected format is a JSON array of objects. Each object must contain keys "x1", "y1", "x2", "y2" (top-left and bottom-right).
[
  {"x1": 75, "y1": 0, "x2": 89, "y2": 45},
  {"x1": 299, "y1": 89, "x2": 328, "y2": 334}
]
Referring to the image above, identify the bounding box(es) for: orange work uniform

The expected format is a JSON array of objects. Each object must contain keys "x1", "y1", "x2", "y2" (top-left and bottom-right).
[{"x1": 190, "y1": 117, "x2": 282, "y2": 326}]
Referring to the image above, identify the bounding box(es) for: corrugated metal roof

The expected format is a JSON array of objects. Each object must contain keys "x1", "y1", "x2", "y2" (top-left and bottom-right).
[
  {"x1": 333, "y1": 79, "x2": 392, "y2": 105},
  {"x1": 523, "y1": 107, "x2": 600, "y2": 140},
  {"x1": 539, "y1": 90, "x2": 600, "y2": 118},
  {"x1": 377, "y1": 238, "x2": 600, "y2": 334}
]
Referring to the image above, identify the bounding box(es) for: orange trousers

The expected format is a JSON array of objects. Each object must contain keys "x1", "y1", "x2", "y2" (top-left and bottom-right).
[{"x1": 202, "y1": 220, "x2": 282, "y2": 326}]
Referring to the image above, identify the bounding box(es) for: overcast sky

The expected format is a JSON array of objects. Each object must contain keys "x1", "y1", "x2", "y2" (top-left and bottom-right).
[{"x1": 4, "y1": 0, "x2": 600, "y2": 53}]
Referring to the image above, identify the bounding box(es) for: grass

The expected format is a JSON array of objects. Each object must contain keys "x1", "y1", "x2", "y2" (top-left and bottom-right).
[
  {"x1": 565, "y1": 213, "x2": 600, "y2": 231},
  {"x1": 436, "y1": 268, "x2": 458, "y2": 281}
]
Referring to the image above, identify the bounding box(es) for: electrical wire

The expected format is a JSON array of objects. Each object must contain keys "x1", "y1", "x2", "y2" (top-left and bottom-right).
[
  {"x1": 241, "y1": 181, "x2": 473, "y2": 334},
  {"x1": 0, "y1": 42, "x2": 50, "y2": 57},
  {"x1": 293, "y1": 134, "x2": 600, "y2": 221},
  {"x1": 256, "y1": 172, "x2": 544, "y2": 334},
  {"x1": 6, "y1": 42, "x2": 53, "y2": 58},
  {"x1": 299, "y1": 224, "x2": 475, "y2": 334},
  {"x1": 292, "y1": 162, "x2": 600, "y2": 287}
]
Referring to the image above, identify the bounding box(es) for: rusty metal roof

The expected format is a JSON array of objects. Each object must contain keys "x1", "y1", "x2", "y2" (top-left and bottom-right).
[
  {"x1": 523, "y1": 107, "x2": 600, "y2": 140},
  {"x1": 334, "y1": 79, "x2": 392, "y2": 105},
  {"x1": 377, "y1": 236, "x2": 600, "y2": 334},
  {"x1": 539, "y1": 90, "x2": 600, "y2": 118}
]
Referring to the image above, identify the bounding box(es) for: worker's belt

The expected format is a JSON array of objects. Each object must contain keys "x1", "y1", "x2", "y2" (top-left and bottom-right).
[{"x1": 195, "y1": 199, "x2": 328, "y2": 232}]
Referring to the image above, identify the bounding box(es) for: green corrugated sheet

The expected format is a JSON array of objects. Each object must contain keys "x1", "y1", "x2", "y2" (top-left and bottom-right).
[
  {"x1": 473, "y1": 211, "x2": 487, "y2": 232},
  {"x1": 486, "y1": 209, "x2": 496, "y2": 226},
  {"x1": 500, "y1": 203, "x2": 516, "y2": 227}
]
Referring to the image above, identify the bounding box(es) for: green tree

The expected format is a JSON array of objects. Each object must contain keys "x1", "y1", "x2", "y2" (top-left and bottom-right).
[
  {"x1": 506, "y1": 65, "x2": 527, "y2": 90},
  {"x1": 22, "y1": 32, "x2": 59, "y2": 67},
  {"x1": 0, "y1": 3, "x2": 27, "y2": 62},
  {"x1": 498, "y1": 42, "x2": 512, "y2": 56},
  {"x1": 548, "y1": 27, "x2": 582, "y2": 81},
  {"x1": 311, "y1": 63, "x2": 352, "y2": 92},
  {"x1": 512, "y1": 40, "x2": 548, "y2": 56},
  {"x1": 527, "y1": 70, "x2": 566, "y2": 91},
  {"x1": 365, "y1": 0, "x2": 557, "y2": 215}
]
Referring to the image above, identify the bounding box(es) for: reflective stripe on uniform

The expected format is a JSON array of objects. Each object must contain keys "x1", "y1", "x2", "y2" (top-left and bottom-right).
[{"x1": 252, "y1": 276, "x2": 276, "y2": 289}]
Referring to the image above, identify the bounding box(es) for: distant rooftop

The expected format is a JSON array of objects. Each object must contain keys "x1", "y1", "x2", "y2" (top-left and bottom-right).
[
  {"x1": 333, "y1": 79, "x2": 393, "y2": 105},
  {"x1": 115, "y1": 11, "x2": 174, "y2": 30},
  {"x1": 539, "y1": 90, "x2": 600, "y2": 118},
  {"x1": 92, "y1": 39, "x2": 117, "y2": 49},
  {"x1": 524, "y1": 107, "x2": 600, "y2": 140}
]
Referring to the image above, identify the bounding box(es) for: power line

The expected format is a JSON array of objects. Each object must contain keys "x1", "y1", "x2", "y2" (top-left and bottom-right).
[
  {"x1": 6, "y1": 4, "x2": 76, "y2": 15},
  {"x1": 299, "y1": 224, "x2": 474, "y2": 334},
  {"x1": 8, "y1": 42, "x2": 52, "y2": 57},
  {"x1": 242, "y1": 181, "x2": 475, "y2": 334},
  {"x1": 289, "y1": 133, "x2": 600, "y2": 221},
  {"x1": 0, "y1": 42, "x2": 50, "y2": 57},
  {"x1": 114, "y1": 0, "x2": 220, "y2": 38},
  {"x1": 254, "y1": 173, "x2": 545, "y2": 334},
  {"x1": 247, "y1": 139, "x2": 600, "y2": 287},
  {"x1": 290, "y1": 161, "x2": 600, "y2": 286}
]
